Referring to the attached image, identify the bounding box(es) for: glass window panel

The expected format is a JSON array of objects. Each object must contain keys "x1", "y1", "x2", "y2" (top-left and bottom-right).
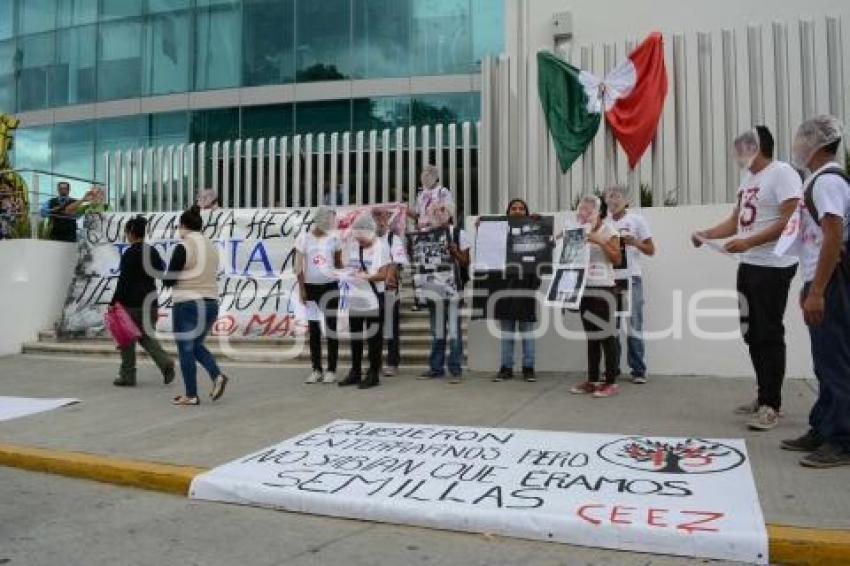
[
  {"x1": 0, "y1": 39, "x2": 16, "y2": 112},
  {"x1": 50, "y1": 24, "x2": 96, "y2": 107},
  {"x1": 242, "y1": 0, "x2": 294, "y2": 87},
  {"x1": 12, "y1": 126, "x2": 53, "y2": 205},
  {"x1": 410, "y1": 92, "x2": 475, "y2": 127},
  {"x1": 352, "y1": 0, "x2": 410, "y2": 79},
  {"x1": 56, "y1": 0, "x2": 98, "y2": 27},
  {"x1": 195, "y1": 1, "x2": 241, "y2": 91},
  {"x1": 94, "y1": 115, "x2": 146, "y2": 179},
  {"x1": 296, "y1": 0, "x2": 352, "y2": 82},
  {"x1": 0, "y1": 1, "x2": 14, "y2": 40},
  {"x1": 143, "y1": 10, "x2": 190, "y2": 96},
  {"x1": 471, "y1": 0, "x2": 503, "y2": 67},
  {"x1": 17, "y1": 32, "x2": 55, "y2": 112},
  {"x1": 99, "y1": 0, "x2": 143, "y2": 21},
  {"x1": 149, "y1": 110, "x2": 188, "y2": 147},
  {"x1": 52, "y1": 120, "x2": 95, "y2": 194},
  {"x1": 146, "y1": 0, "x2": 191, "y2": 13},
  {"x1": 189, "y1": 107, "x2": 239, "y2": 144},
  {"x1": 241, "y1": 104, "x2": 294, "y2": 140},
  {"x1": 19, "y1": 0, "x2": 56, "y2": 34},
  {"x1": 97, "y1": 19, "x2": 143, "y2": 101},
  {"x1": 295, "y1": 100, "x2": 351, "y2": 135},
  {"x1": 352, "y1": 95, "x2": 410, "y2": 132},
  {"x1": 411, "y1": 0, "x2": 472, "y2": 76}
]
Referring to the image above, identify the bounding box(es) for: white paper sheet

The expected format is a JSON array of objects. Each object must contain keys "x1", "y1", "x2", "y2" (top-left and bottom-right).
[{"x1": 475, "y1": 220, "x2": 509, "y2": 271}]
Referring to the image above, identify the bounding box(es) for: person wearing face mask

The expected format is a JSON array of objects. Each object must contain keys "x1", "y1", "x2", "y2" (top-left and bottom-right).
[
  {"x1": 569, "y1": 196, "x2": 623, "y2": 398},
  {"x1": 409, "y1": 164, "x2": 454, "y2": 230},
  {"x1": 295, "y1": 206, "x2": 343, "y2": 384},
  {"x1": 781, "y1": 115, "x2": 850, "y2": 468},
  {"x1": 604, "y1": 185, "x2": 655, "y2": 384},
  {"x1": 163, "y1": 205, "x2": 229, "y2": 406},
  {"x1": 338, "y1": 214, "x2": 391, "y2": 390},
  {"x1": 691, "y1": 126, "x2": 802, "y2": 431},
  {"x1": 372, "y1": 207, "x2": 409, "y2": 377}
]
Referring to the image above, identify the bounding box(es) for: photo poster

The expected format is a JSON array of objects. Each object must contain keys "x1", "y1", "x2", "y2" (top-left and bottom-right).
[
  {"x1": 546, "y1": 227, "x2": 590, "y2": 310},
  {"x1": 407, "y1": 227, "x2": 458, "y2": 306},
  {"x1": 506, "y1": 215, "x2": 555, "y2": 276}
]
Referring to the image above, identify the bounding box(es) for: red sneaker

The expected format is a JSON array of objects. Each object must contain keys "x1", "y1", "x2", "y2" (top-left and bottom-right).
[
  {"x1": 570, "y1": 381, "x2": 598, "y2": 395},
  {"x1": 593, "y1": 384, "x2": 620, "y2": 398}
]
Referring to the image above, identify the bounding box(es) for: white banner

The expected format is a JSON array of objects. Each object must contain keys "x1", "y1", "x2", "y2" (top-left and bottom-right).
[
  {"x1": 190, "y1": 420, "x2": 768, "y2": 564},
  {"x1": 0, "y1": 396, "x2": 79, "y2": 422}
]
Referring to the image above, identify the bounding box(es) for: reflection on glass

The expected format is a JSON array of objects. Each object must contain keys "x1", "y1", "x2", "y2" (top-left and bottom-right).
[
  {"x1": 352, "y1": 0, "x2": 411, "y2": 79},
  {"x1": 195, "y1": 0, "x2": 241, "y2": 91},
  {"x1": 13, "y1": 126, "x2": 53, "y2": 204},
  {"x1": 189, "y1": 108, "x2": 240, "y2": 145},
  {"x1": 56, "y1": 0, "x2": 98, "y2": 28},
  {"x1": 52, "y1": 121, "x2": 95, "y2": 194},
  {"x1": 0, "y1": 40, "x2": 17, "y2": 112},
  {"x1": 296, "y1": 0, "x2": 352, "y2": 82},
  {"x1": 0, "y1": 2, "x2": 13, "y2": 41},
  {"x1": 98, "y1": 19, "x2": 143, "y2": 101},
  {"x1": 295, "y1": 100, "x2": 352, "y2": 135},
  {"x1": 411, "y1": 92, "x2": 475, "y2": 126},
  {"x1": 241, "y1": 104, "x2": 294, "y2": 141},
  {"x1": 144, "y1": 10, "x2": 191, "y2": 96},
  {"x1": 17, "y1": 32, "x2": 55, "y2": 111},
  {"x1": 150, "y1": 111, "x2": 189, "y2": 148},
  {"x1": 411, "y1": 0, "x2": 472, "y2": 76},
  {"x1": 147, "y1": 0, "x2": 192, "y2": 13},
  {"x1": 472, "y1": 0, "x2": 504, "y2": 65},
  {"x1": 50, "y1": 24, "x2": 97, "y2": 107},
  {"x1": 100, "y1": 0, "x2": 143, "y2": 21},
  {"x1": 352, "y1": 95, "x2": 410, "y2": 133},
  {"x1": 19, "y1": 0, "x2": 57, "y2": 35},
  {"x1": 242, "y1": 0, "x2": 294, "y2": 87}
]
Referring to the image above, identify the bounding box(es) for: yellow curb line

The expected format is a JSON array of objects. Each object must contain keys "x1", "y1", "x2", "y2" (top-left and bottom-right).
[{"x1": 1, "y1": 442, "x2": 848, "y2": 565}]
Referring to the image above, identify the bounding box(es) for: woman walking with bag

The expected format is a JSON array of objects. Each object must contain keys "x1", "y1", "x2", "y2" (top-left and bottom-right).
[
  {"x1": 164, "y1": 205, "x2": 229, "y2": 406},
  {"x1": 111, "y1": 216, "x2": 175, "y2": 387}
]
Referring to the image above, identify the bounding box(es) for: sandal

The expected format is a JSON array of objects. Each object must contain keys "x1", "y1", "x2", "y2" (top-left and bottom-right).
[
  {"x1": 172, "y1": 395, "x2": 199, "y2": 406},
  {"x1": 211, "y1": 374, "x2": 229, "y2": 401}
]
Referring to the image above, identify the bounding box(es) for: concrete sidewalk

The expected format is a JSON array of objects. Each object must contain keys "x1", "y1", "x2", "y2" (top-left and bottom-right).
[{"x1": 1, "y1": 353, "x2": 847, "y2": 534}]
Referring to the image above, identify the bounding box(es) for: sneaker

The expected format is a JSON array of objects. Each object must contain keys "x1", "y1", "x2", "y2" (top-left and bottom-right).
[
  {"x1": 322, "y1": 371, "x2": 338, "y2": 384},
  {"x1": 593, "y1": 383, "x2": 620, "y2": 398},
  {"x1": 418, "y1": 370, "x2": 445, "y2": 380},
  {"x1": 734, "y1": 399, "x2": 760, "y2": 415},
  {"x1": 522, "y1": 367, "x2": 536, "y2": 382},
  {"x1": 747, "y1": 406, "x2": 779, "y2": 431},
  {"x1": 631, "y1": 375, "x2": 647, "y2": 384},
  {"x1": 383, "y1": 367, "x2": 398, "y2": 377},
  {"x1": 211, "y1": 374, "x2": 229, "y2": 401},
  {"x1": 570, "y1": 381, "x2": 598, "y2": 395},
  {"x1": 782, "y1": 429, "x2": 824, "y2": 452},
  {"x1": 492, "y1": 367, "x2": 513, "y2": 382},
  {"x1": 800, "y1": 443, "x2": 850, "y2": 468},
  {"x1": 305, "y1": 370, "x2": 323, "y2": 384}
]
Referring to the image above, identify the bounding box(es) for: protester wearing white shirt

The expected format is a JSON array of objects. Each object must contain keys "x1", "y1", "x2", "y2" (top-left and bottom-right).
[
  {"x1": 373, "y1": 207, "x2": 409, "y2": 376},
  {"x1": 781, "y1": 115, "x2": 850, "y2": 468},
  {"x1": 409, "y1": 164, "x2": 454, "y2": 229},
  {"x1": 692, "y1": 127, "x2": 802, "y2": 431},
  {"x1": 337, "y1": 214, "x2": 391, "y2": 390},
  {"x1": 294, "y1": 207, "x2": 343, "y2": 384},
  {"x1": 605, "y1": 185, "x2": 655, "y2": 384}
]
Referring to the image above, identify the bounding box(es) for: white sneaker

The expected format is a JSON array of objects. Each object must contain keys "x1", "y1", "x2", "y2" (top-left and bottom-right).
[
  {"x1": 748, "y1": 406, "x2": 780, "y2": 431},
  {"x1": 305, "y1": 370, "x2": 323, "y2": 384},
  {"x1": 322, "y1": 371, "x2": 338, "y2": 384},
  {"x1": 383, "y1": 367, "x2": 398, "y2": 377}
]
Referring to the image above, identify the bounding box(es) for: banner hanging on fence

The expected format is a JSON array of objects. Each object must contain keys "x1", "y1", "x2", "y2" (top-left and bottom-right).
[
  {"x1": 190, "y1": 420, "x2": 768, "y2": 564},
  {"x1": 59, "y1": 205, "x2": 407, "y2": 338}
]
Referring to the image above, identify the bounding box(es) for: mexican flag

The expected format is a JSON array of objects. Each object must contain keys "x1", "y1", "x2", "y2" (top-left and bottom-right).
[{"x1": 538, "y1": 33, "x2": 668, "y2": 172}]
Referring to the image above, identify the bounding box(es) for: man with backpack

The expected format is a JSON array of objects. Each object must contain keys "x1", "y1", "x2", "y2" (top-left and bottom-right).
[
  {"x1": 781, "y1": 115, "x2": 850, "y2": 468},
  {"x1": 418, "y1": 201, "x2": 470, "y2": 384}
]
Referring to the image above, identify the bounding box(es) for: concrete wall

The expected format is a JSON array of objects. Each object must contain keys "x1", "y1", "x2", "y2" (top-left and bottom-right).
[
  {"x1": 0, "y1": 240, "x2": 76, "y2": 357},
  {"x1": 467, "y1": 204, "x2": 814, "y2": 379}
]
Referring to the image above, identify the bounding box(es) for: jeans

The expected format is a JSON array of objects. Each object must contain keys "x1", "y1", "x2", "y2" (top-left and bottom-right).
[
  {"x1": 580, "y1": 287, "x2": 619, "y2": 384},
  {"x1": 172, "y1": 299, "x2": 221, "y2": 398},
  {"x1": 499, "y1": 319, "x2": 535, "y2": 370},
  {"x1": 305, "y1": 282, "x2": 339, "y2": 372},
  {"x1": 349, "y1": 295, "x2": 384, "y2": 376},
  {"x1": 737, "y1": 263, "x2": 797, "y2": 410},
  {"x1": 805, "y1": 274, "x2": 850, "y2": 450},
  {"x1": 427, "y1": 298, "x2": 463, "y2": 376},
  {"x1": 615, "y1": 276, "x2": 647, "y2": 377},
  {"x1": 384, "y1": 290, "x2": 401, "y2": 368},
  {"x1": 119, "y1": 306, "x2": 172, "y2": 380}
]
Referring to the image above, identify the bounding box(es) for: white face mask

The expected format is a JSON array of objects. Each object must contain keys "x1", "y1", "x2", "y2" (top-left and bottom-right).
[{"x1": 736, "y1": 154, "x2": 757, "y2": 170}]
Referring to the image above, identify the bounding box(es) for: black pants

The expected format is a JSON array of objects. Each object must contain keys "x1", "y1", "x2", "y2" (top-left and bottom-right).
[
  {"x1": 350, "y1": 294, "x2": 384, "y2": 377},
  {"x1": 580, "y1": 287, "x2": 619, "y2": 384},
  {"x1": 385, "y1": 290, "x2": 401, "y2": 368},
  {"x1": 305, "y1": 282, "x2": 339, "y2": 372},
  {"x1": 737, "y1": 263, "x2": 797, "y2": 410}
]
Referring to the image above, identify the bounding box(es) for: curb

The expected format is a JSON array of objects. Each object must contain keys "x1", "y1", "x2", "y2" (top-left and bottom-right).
[{"x1": 1, "y1": 442, "x2": 848, "y2": 565}]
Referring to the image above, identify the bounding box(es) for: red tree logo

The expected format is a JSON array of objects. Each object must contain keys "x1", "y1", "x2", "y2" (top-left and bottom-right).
[{"x1": 598, "y1": 437, "x2": 746, "y2": 474}]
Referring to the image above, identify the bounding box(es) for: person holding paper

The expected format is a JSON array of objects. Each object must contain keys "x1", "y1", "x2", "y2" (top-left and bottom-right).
[
  {"x1": 691, "y1": 127, "x2": 802, "y2": 431},
  {"x1": 492, "y1": 198, "x2": 543, "y2": 383},
  {"x1": 295, "y1": 206, "x2": 343, "y2": 384},
  {"x1": 570, "y1": 196, "x2": 622, "y2": 398},
  {"x1": 782, "y1": 116, "x2": 850, "y2": 468},
  {"x1": 338, "y1": 214, "x2": 391, "y2": 390},
  {"x1": 605, "y1": 185, "x2": 655, "y2": 384},
  {"x1": 373, "y1": 207, "x2": 409, "y2": 377}
]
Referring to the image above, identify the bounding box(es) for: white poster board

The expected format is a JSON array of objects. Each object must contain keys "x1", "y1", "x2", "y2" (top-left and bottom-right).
[
  {"x1": 191, "y1": 420, "x2": 768, "y2": 564},
  {"x1": 0, "y1": 396, "x2": 79, "y2": 422}
]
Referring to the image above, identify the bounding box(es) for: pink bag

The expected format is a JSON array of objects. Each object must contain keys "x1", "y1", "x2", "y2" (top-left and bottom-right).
[{"x1": 104, "y1": 303, "x2": 142, "y2": 349}]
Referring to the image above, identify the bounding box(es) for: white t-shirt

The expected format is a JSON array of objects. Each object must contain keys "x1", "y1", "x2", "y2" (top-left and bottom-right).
[
  {"x1": 415, "y1": 185, "x2": 453, "y2": 228},
  {"x1": 799, "y1": 162, "x2": 850, "y2": 282},
  {"x1": 736, "y1": 161, "x2": 802, "y2": 268},
  {"x1": 449, "y1": 225, "x2": 472, "y2": 253},
  {"x1": 381, "y1": 232, "x2": 409, "y2": 266},
  {"x1": 610, "y1": 210, "x2": 652, "y2": 278},
  {"x1": 586, "y1": 223, "x2": 618, "y2": 288},
  {"x1": 294, "y1": 231, "x2": 341, "y2": 284},
  {"x1": 344, "y1": 237, "x2": 392, "y2": 294}
]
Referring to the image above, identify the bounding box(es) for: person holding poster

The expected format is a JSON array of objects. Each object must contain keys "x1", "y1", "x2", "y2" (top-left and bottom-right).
[
  {"x1": 295, "y1": 207, "x2": 343, "y2": 384},
  {"x1": 338, "y1": 214, "x2": 391, "y2": 390},
  {"x1": 373, "y1": 207, "x2": 408, "y2": 377},
  {"x1": 492, "y1": 198, "x2": 543, "y2": 383},
  {"x1": 691, "y1": 127, "x2": 802, "y2": 431},
  {"x1": 570, "y1": 196, "x2": 623, "y2": 398},
  {"x1": 110, "y1": 216, "x2": 175, "y2": 387},
  {"x1": 782, "y1": 116, "x2": 850, "y2": 468},
  {"x1": 419, "y1": 202, "x2": 470, "y2": 384},
  {"x1": 163, "y1": 206, "x2": 229, "y2": 406},
  {"x1": 604, "y1": 185, "x2": 655, "y2": 384}
]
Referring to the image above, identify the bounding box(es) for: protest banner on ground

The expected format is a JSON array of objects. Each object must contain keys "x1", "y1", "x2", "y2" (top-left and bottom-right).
[
  {"x1": 58, "y1": 205, "x2": 406, "y2": 338},
  {"x1": 190, "y1": 420, "x2": 768, "y2": 564},
  {"x1": 0, "y1": 396, "x2": 79, "y2": 422}
]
